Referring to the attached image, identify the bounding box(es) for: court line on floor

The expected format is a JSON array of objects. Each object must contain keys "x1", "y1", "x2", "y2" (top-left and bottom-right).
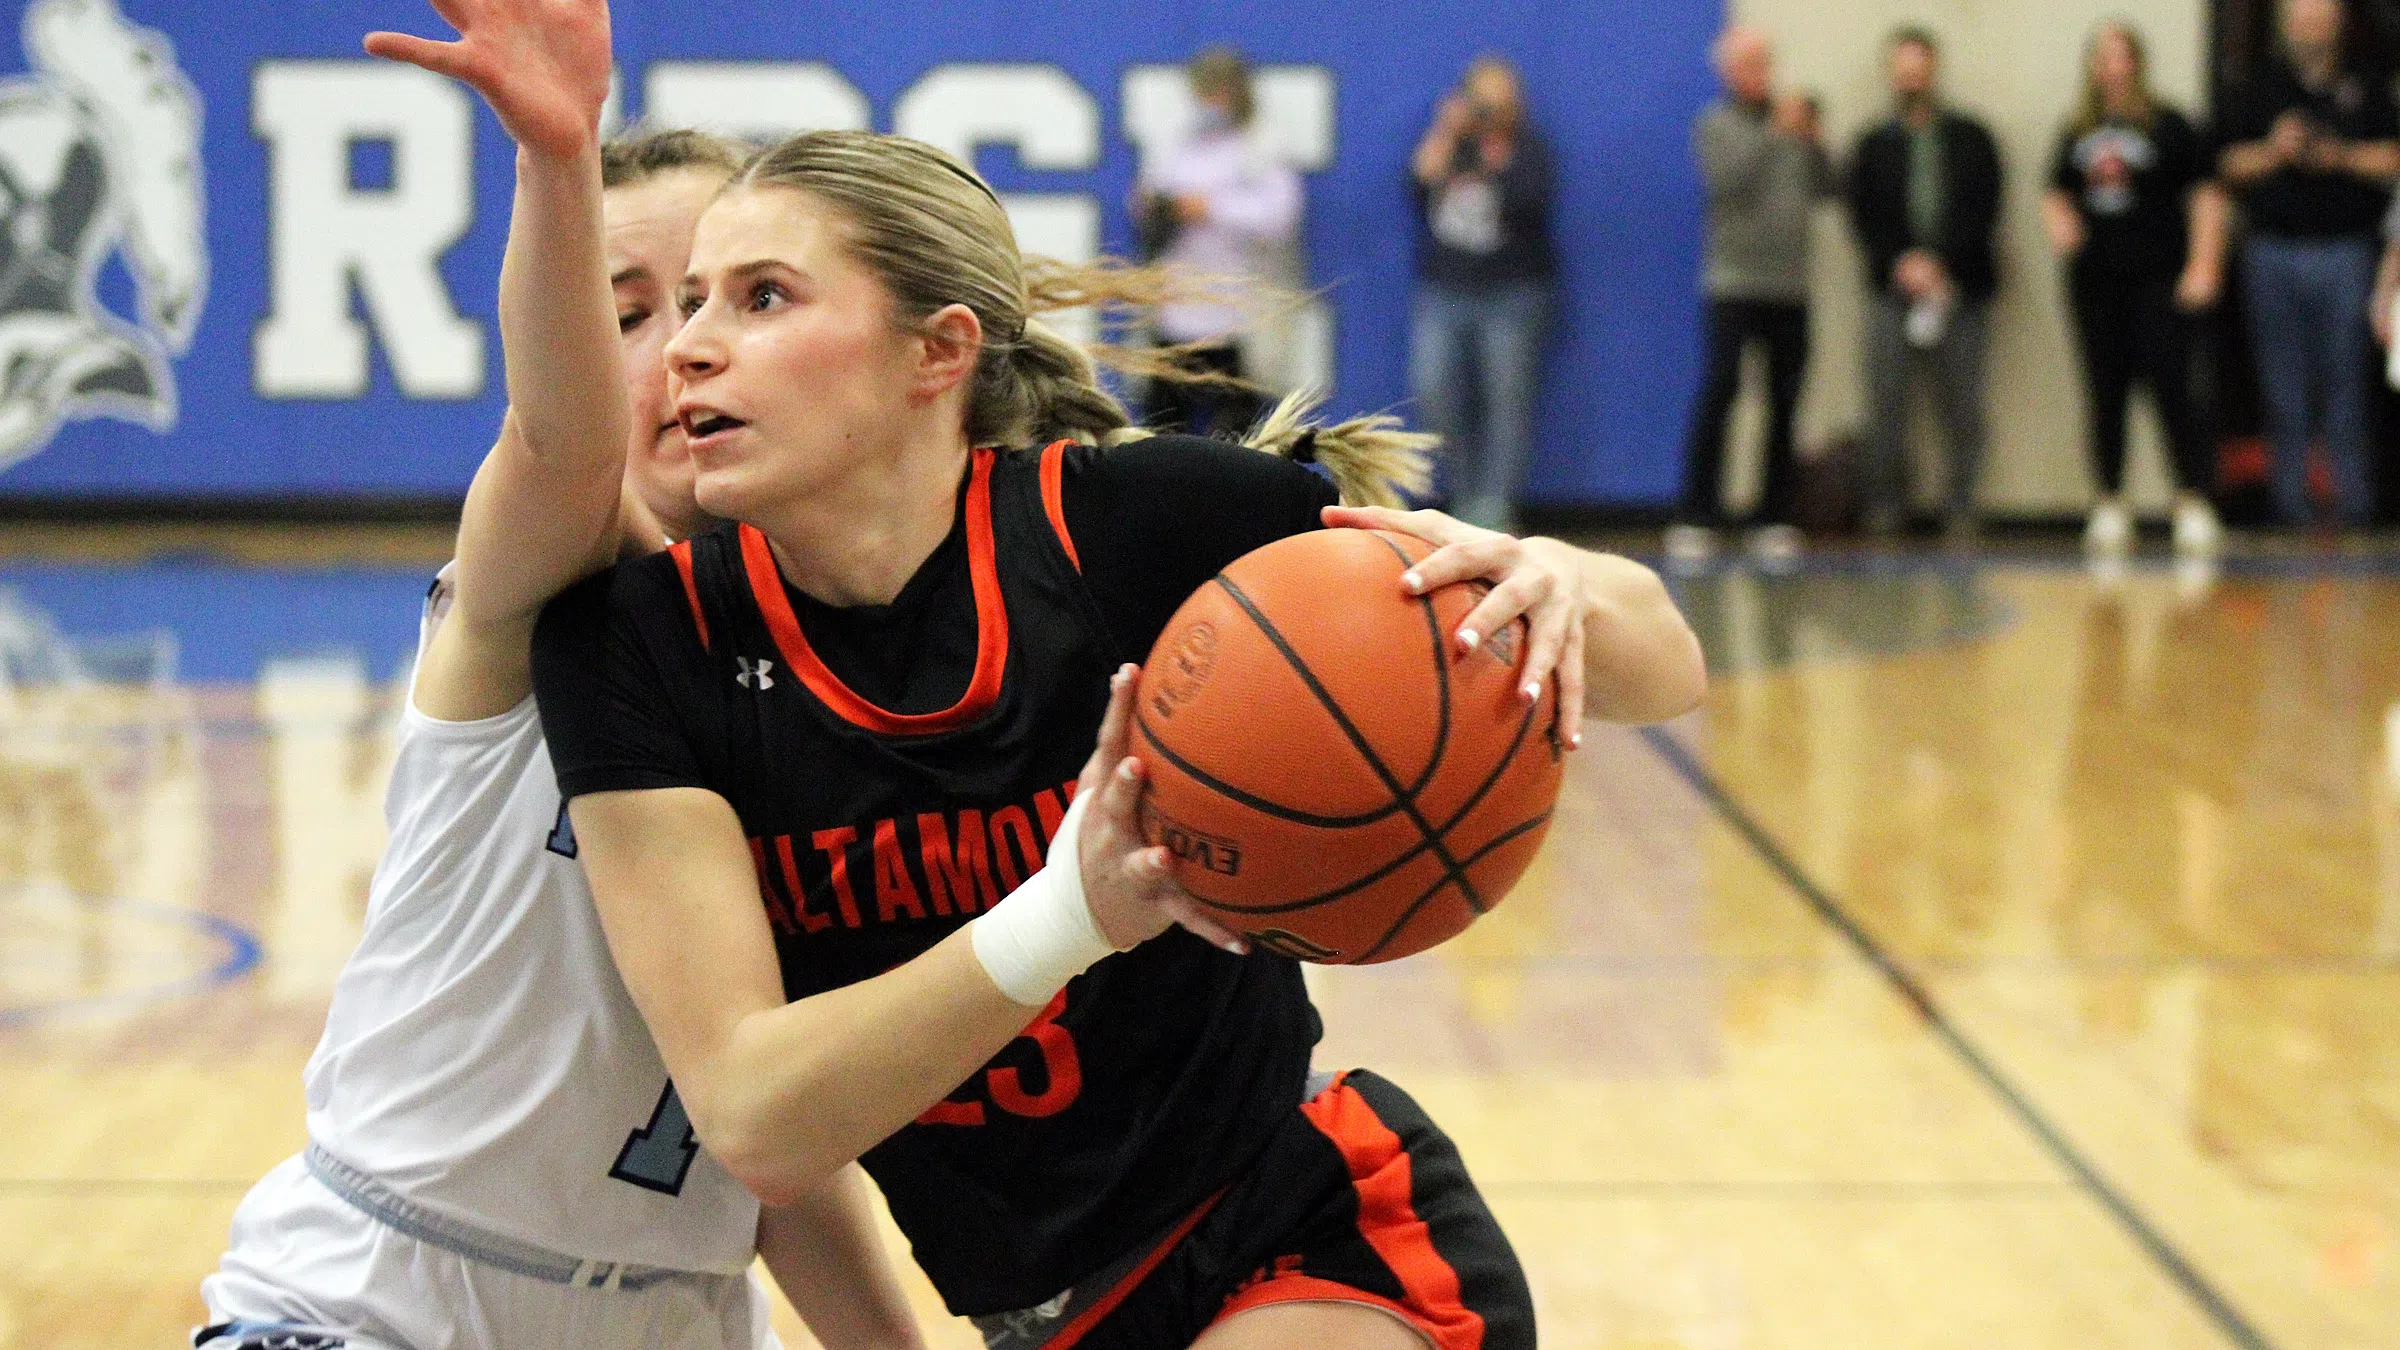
[
  {"x1": 0, "y1": 894, "x2": 263, "y2": 1028},
  {"x1": 1328, "y1": 952, "x2": 2400, "y2": 975},
  {"x1": 1641, "y1": 724, "x2": 2277, "y2": 1350},
  {"x1": 1632, "y1": 549, "x2": 2400, "y2": 581}
]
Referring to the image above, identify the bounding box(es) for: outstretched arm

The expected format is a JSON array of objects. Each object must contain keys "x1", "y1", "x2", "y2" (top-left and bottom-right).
[{"x1": 373, "y1": 0, "x2": 650, "y2": 722}]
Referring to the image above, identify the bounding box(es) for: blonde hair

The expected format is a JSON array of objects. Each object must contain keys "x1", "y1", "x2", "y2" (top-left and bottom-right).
[
  {"x1": 602, "y1": 127, "x2": 748, "y2": 191},
  {"x1": 2070, "y1": 22, "x2": 2157, "y2": 136},
  {"x1": 1189, "y1": 46, "x2": 1256, "y2": 127},
  {"x1": 728, "y1": 129, "x2": 1433, "y2": 507}
]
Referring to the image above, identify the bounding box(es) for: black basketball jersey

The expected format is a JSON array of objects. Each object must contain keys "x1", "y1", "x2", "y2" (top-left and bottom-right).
[{"x1": 537, "y1": 441, "x2": 1327, "y2": 1316}]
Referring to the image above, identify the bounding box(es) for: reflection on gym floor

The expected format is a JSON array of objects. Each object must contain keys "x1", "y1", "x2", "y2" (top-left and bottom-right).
[{"x1": 4, "y1": 551, "x2": 2399, "y2": 1348}]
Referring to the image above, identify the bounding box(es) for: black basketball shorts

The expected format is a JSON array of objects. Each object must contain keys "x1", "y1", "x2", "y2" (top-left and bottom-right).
[{"x1": 973, "y1": 1068, "x2": 1534, "y2": 1350}]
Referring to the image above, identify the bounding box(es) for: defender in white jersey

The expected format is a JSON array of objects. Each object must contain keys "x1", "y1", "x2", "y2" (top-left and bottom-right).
[{"x1": 196, "y1": 5, "x2": 921, "y2": 1347}]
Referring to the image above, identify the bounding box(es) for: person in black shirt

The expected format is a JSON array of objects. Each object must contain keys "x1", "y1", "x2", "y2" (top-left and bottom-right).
[
  {"x1": 1408, "y1": 56, "x2": 1558, "y2": 534},
  {"x1": 2217, "y1": 0, "x2": 2400, "y2": 526},
  {"x1": 530, "y1": 113, "x2": 1709, "y2": 1350},
  {"x1": 1846, "y1": 27, "x2": 2006, "y2": 539},
  {"x1": 2041, "y1": 21, "x2": 2229, "y2": 559}
]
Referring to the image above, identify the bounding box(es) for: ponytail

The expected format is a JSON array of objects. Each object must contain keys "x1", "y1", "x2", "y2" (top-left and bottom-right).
[
  {"x1": 1240, "y1": 390, "x2": 1435, "y2": 510},
  {"x1": 1009, "y1": 264, "x2": 1437, "y2": 508},
  {"x1": 983, "y1": 317, "x2": 1135, "y2": 448}
]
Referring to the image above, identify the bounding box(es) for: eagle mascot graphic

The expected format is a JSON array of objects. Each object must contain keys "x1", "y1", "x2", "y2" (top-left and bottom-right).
[{"x1": 0, "y1": 0, "x2": 206, "y2": 471}]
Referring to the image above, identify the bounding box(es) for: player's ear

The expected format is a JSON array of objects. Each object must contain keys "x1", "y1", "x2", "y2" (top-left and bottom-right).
[{"x1": 911, "y1": 303, "x2": 983, "y2": 404}]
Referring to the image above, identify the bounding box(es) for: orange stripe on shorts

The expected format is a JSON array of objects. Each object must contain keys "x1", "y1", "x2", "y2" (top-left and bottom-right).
[{"x1": 1296, "y1": 1075, "x2": 1485, "y2": 1350}]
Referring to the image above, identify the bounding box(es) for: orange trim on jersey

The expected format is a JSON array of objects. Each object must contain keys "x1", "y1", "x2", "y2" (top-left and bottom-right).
[
  {"x1": 1212, "y1": 1272, "x2": 1428, "y2": 1340},
  {"x1": 1038, "y1": 438, "x2": 1082, "y2": 572},
  {"x1": 669, "y1": 540, "x2": 711, "y2": 652},
  {"x1": 736, "y1": 448, "x2": 1009, "y2": 736},
  {"x1": 1295, "y1": 1076, "x2": 1486, "y2": 1350},
  {"x1": 1042, "y1": 1189, "x2": 1225, "y2": 1350}
]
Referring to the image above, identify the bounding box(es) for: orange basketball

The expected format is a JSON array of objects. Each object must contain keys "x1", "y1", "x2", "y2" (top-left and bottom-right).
[{"x1": 1133, "y1": 528, "x2": 1565, "y2": 964}]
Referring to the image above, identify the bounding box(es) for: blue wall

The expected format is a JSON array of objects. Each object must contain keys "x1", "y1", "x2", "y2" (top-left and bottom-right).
[{"x1": 0, "y1": 0, "x2": 1715, "y2": 506}]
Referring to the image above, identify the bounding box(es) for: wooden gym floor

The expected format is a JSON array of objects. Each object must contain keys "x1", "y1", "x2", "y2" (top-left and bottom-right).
[{"x1": 2, "y1": 526, "x2": 2396, "y2": 1349}]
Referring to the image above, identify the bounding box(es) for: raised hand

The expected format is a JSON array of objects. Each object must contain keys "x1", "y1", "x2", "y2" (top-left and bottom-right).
[
  {"x1": 1322, "y1": 504, "x2": 1592, "y2": 750},
  {"x1": 364, "y1": 0, "x2": 612, "y2": 159}
]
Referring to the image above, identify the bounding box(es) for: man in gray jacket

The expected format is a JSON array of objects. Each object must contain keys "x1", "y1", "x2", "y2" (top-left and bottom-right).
[{"x1": 1670, "y1": 25, "x2": 1834, "y2": 563}]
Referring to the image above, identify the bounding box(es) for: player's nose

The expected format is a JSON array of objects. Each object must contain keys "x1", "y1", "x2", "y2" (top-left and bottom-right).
[{"x1": 664, "y1": 304, "x2": 726, "y2": 379}]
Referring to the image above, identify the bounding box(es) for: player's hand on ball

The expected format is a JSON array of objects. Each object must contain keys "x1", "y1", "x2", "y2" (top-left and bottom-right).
[
  {"x1": 1321, "y1": 505, "x2": 1589, "y2": 752},
  {"x1": 365, "y1": 0, "x2": 614, "y2": 160},
  {"x1": 1078, "y1": 665, "x2": 1250, "y2": 955}
]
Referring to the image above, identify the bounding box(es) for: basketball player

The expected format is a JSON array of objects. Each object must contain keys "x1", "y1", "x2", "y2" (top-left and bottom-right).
[
  {"x1": 527, "y1": 121, "x2": 1707, "y2": 1348},
  {"x1": 193, "y1": 5, "x2": 924, "y2": 1347}
]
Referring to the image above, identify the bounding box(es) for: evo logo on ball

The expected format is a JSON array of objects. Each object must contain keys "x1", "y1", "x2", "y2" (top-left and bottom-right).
[{"x1": 1145, "y1": 802, "x2": 1243, "y2": 878}]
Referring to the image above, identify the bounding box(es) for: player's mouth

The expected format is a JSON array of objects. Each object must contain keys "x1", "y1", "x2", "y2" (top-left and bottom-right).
[{"x1": 678, "y1": 405, "x2": 749, "y2": 450}]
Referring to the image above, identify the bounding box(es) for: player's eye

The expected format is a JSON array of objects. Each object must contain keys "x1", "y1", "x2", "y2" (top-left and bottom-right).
[
  {"x1": 747, "y1": 281, "x2": 786, "y2": 313},
  {"x1": 676, "y1": 292, "x2": 704, "y2": 319},
  {"x1": 617, "y1": 307, "x2": 650, "y2": 335}
]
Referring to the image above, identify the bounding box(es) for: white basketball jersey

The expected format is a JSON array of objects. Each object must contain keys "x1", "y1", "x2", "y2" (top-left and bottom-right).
[{"x1": 302, "y1": 566, "x2": 758, "y2": 1275}]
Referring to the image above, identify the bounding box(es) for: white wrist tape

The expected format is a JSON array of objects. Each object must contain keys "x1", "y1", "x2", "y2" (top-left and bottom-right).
[{"x1": 970, "y1": 788, "x2": 1121, "y2": 1006}]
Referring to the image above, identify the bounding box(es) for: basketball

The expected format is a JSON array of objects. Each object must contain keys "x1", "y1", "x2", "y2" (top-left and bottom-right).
[{"x1": 1133, "y1": 527, "x2": 1566, "y2": 964}]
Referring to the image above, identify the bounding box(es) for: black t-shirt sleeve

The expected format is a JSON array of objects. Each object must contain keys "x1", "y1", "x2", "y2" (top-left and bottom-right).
[
  {"x1": 1059, "y1": 434, "x2": 1341, "y2": 658},
  {"x1": 1499, "y1": 133, "x2": 1554, "y2": 218},
  {"x1": 2050, "y1": 128, "x2": 2079, "y2": 197},
  {"x1": 2362, "y1": 79, "x2": 2400, "y2": 139},
  {"x1": 2159, "y1": 112, "x2": 2206, "y2": 198},
  {"x1": 2216, "y1": 86, "x2": 2273, "y2": 157},
  {"x1": 532, "y1": 558, "x2": 711, "y2": 801}
]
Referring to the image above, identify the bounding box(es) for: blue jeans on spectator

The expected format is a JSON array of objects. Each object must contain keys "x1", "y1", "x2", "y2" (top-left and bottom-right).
[
  {"x1": 2240, "y1": 234, "x2": 2377, "y2": 526},
  {"x1": 1410, "y1": 281, "x2": 1551, "y2": 530}
]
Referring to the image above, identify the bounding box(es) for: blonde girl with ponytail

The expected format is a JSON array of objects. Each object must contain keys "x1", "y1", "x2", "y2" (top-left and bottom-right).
[{"x1": 531, "y1": 119, "x2": 1703, "y2": 1350}]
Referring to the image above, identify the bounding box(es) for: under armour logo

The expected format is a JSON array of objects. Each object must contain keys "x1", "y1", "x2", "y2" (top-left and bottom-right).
[{"x1": 736, "y1": 657, "x2": 774, "y2": 691}]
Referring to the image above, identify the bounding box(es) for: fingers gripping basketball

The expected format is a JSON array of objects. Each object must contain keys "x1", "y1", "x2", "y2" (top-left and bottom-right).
[{"x1": 1134, "y1": 529, "x2": 1565, "y2": 964}]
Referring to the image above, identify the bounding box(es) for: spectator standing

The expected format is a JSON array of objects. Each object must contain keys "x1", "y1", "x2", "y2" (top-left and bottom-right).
[
  {"x1": 2043, "y1": 21, "x2": 2229, "y2": 559},
  {"x1": 2219, "y1": 0, "x2": 2398, "y2": 527},
  {"x1": 1410, "y1": 55, "x2": 1559, "y2": 532},
  {"x1": 1135, "y1": 47, "x2": 1303, "y2": 438},
  {"x1": 1847, "y1": 27, "x2": 2005, "y2": 540},
  {"x1": 1670, "y1": 25, "x2": 1835, "y2": 565}
]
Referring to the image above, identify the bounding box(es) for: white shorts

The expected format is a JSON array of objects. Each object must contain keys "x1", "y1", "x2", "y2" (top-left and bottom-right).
[{"x1": 199, "y1": 1156, "x2": 780, "y2": 1350}]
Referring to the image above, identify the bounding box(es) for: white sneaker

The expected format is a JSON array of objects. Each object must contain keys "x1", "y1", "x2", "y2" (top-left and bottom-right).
[
  {"x1": 1663, "y1": 524, "x2": 1717, "y2": 564},
  {"x1": 2084, "y1": 499, "x2": 2132, "y2": 556},
  {"x1": 2172, "y1": 497, "x2": 2223, "y2": 559},
  {"x1": 2173, "y1": 555, "x2": 2220, "y2": 604},
  {"x1": 1747, "y1": 523, "x2": 1805, "y2": 566}
]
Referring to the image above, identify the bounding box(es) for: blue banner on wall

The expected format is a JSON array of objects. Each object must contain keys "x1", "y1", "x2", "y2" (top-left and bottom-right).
[{"x1": 0, "y1": 0, "x2": 1712, "y2": 505}]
